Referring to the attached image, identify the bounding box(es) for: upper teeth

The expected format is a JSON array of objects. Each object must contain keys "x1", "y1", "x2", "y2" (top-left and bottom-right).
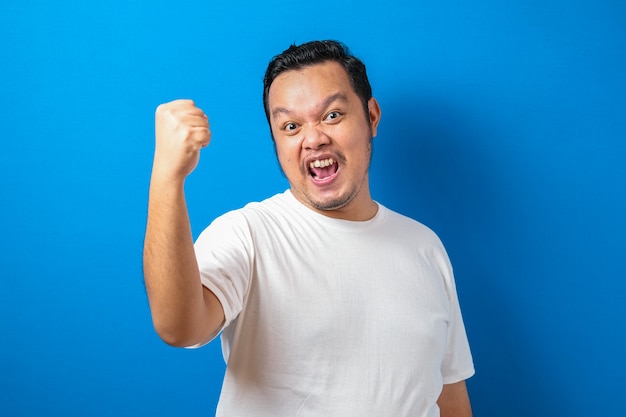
[{"x1": 310, "y1": 158, "x2": 335, "y2": 169}]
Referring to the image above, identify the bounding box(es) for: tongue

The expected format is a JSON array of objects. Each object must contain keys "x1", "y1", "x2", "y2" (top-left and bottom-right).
[{"x1": 311, "y1": 165, "x2": 336, "y2": 180}]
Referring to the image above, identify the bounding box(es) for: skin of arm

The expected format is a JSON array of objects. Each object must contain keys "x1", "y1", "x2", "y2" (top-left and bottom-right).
[
  {"x1": 143, "y1": 99, "x2": 225, "y2": 347},
  {"x1": 437, "y1": 380, "x2": 473, "y2": 417}
]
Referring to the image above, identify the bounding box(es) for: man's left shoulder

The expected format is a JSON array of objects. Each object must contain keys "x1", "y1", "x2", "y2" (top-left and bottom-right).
[{"x1": 382, "y1": 206, "x2": 440, "y2": 238}]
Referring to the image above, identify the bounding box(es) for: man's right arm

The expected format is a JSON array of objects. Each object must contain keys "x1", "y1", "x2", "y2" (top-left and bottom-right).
[{"x1": 143, "y1": 99, "x2": 225, "y2": 347}]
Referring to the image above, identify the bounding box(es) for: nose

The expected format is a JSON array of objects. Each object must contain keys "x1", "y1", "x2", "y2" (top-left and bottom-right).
[{"x1": 302, "y1": 123, "x2": 330, "y2": 150}]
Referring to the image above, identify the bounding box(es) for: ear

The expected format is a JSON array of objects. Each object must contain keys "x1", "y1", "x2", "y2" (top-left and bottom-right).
[{"x1": 367, "y1": 97, "x2": 381, "y2": 137}]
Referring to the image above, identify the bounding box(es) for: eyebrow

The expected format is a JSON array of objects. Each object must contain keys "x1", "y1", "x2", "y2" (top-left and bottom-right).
[{"x1": 271, "y1": 92, "x2": 349, "y2": 119}]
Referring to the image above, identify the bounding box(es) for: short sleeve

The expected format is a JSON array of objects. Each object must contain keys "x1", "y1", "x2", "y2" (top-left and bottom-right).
[
  {"x1": 192, "y1": 210, "x2": 255, "y2": 344},
  {"x1": 434, "y1": 243, "x2": 475, "y2": 384}
]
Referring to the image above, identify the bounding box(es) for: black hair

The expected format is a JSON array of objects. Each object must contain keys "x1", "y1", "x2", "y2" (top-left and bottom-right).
[{"x1": 262, "y1": 40, "x2": 372, "y2": 123}]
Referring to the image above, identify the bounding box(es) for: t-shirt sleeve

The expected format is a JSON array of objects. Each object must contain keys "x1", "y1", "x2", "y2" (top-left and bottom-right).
[
  {"x1": 434, "y1": 242, "x2": 475, "y2": 384},
  {"x1": 191, "y1": 210, "x2": 254, "y2": 346}
]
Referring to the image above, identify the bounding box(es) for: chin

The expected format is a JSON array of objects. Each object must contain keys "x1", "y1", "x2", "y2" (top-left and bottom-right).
[{"x1": 309, "y1": 191, "x2": 357, "y2": 212}]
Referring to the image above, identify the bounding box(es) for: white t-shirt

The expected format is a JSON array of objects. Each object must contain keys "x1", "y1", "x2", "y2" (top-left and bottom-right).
[{"x1": 194, "y1": 190, "x2": 474, "y2": 417}]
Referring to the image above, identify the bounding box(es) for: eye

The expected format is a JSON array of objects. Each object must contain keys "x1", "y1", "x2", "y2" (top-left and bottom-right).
[
  {"x1": 284, "y1": 122, "x2": 298, "y2": 131},
  {"x1": 325, "y1": 111, "x2": 342, "y2": 121}
]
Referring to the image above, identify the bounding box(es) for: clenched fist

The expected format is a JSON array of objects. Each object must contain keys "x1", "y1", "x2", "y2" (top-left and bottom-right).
[{"x1": 153, "y1": 99, "x2": 211, "y2": 180}]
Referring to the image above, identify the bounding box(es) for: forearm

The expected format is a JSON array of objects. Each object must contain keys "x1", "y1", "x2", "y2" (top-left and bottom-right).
[
  {"x1": 143, "y1": 176, "x2": 218, "y2": 346},
  {"x1": 143, "y1": 99, "x2": 221, "y2": 347}
]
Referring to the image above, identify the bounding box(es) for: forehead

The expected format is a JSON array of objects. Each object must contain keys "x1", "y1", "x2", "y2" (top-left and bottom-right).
[{"x1": 268, "y1": 61, "x2": 355, "y2": 113}]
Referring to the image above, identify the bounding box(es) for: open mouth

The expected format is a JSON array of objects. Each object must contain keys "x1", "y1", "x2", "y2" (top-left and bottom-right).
[{"x1": 308, "y1": 157, "x2": 338, "y2": 180}]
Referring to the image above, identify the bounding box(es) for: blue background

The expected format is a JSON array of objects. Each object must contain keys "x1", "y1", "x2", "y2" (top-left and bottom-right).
[{"x1": 1, "y1": 0, "x2": 625, "y2": 415}]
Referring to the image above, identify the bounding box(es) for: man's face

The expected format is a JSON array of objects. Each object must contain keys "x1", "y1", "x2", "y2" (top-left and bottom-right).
[{"x1": 268, "y1": 61, "x2": 381, "y2": 221}]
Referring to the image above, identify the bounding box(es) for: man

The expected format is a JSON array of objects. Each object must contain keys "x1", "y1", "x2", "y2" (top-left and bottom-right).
[{"x1": 144, "y1": 40, "x2": 474, "y2": 416}]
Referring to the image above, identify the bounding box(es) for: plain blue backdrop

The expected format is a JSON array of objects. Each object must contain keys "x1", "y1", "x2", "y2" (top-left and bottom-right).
[{"x1": 1, "y1": 0, "x2": 625, "y2": 415}]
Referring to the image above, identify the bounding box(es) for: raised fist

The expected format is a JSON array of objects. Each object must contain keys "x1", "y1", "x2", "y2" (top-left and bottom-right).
[{"x1": 153, "y1": 99, "x2": 211, "y2": 180}]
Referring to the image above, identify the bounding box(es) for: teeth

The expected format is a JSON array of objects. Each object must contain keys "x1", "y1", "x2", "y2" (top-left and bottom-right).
[{"x1": 309, "y1": 158, "x2": 335, "y2": 169}]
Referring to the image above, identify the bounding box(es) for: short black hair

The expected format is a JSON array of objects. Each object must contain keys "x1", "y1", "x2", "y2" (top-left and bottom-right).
[{"x1": 263, "y1": 40, "x2": 372, "y2": 123}]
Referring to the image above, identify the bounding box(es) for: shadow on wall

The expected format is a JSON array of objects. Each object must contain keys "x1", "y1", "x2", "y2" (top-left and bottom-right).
[{"x1": 370, "y1": 92, "x2": 561, "y2": 416}]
